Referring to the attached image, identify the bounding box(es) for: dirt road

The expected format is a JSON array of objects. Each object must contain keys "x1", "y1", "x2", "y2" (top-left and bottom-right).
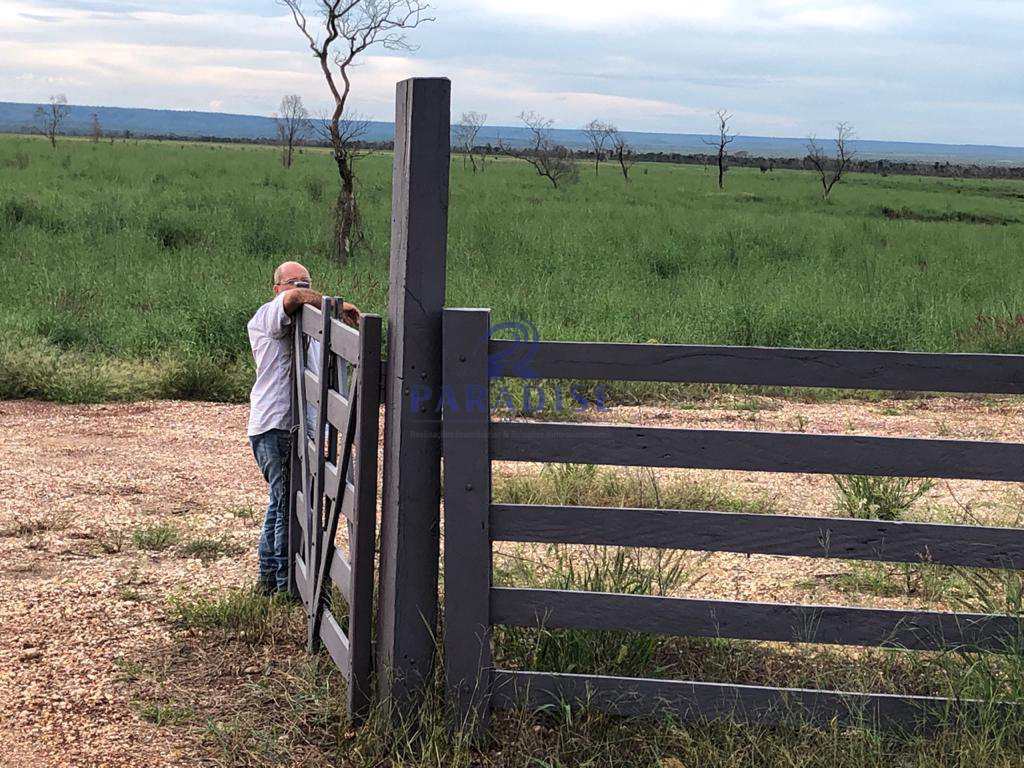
[{"x1": 1, "y1": 395, "x2": 1022, "y2": 766}]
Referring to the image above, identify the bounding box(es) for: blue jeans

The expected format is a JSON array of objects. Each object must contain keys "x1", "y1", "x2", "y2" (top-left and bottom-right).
[{"x1": 250, "y1": 428, "x2": 291, "y2": 592}]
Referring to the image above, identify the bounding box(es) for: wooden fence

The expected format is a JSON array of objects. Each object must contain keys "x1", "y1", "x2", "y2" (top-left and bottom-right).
[
  {"x1": 442, "y1": 306, "x2": 1024, "y2": 731},
  {"x1": 290, "y1": 298, "x2": 382, "y2": 722},
  {"x1": 282, "y1": 76, "x2": 1024, "y2": 733}
]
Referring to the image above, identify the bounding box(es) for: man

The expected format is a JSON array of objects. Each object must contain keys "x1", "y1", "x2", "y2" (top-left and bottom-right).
[{"x1": 247, "y1": 260, "x2": 358, "y2": 595}]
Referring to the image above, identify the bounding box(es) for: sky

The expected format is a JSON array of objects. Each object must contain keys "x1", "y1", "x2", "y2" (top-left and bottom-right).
[{"x1": 1, "y1": 0, "x2": 1023, "y2": 146}]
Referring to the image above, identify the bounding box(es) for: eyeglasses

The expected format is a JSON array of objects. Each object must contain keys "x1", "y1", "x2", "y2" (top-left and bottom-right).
[{"x1": 275, "y1": 278, "x2": 311, "y2": 288}]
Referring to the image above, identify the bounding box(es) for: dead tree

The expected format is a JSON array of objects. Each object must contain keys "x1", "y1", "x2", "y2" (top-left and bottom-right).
[
  {"x1": 275, "y1": 94, "x2": 311, "y2": 168},
  {"x1": 609, "y1": 130, "x2": 636, "y2": 182},
  {"x1": 806, "y1": 122, "x2": 855, "y2": 200},
  {"x1": 35, "y1": 95, "x2": 70, "y2": 149},
  {"x1": 454, "y1": 111, "x2": 486, "y2": 172},
  {"x1": 280, "y1": 0, "x2": 431, "y2": 263},
  {"x1": 90, "y1": 113, "x2": 102, "y2": 143},
  {"x1": 702, "y1": 109, "x2": 734, "y2": 190},
  {"x1": 500, "y1": 111, "x2": 578, "y2": 189},
  {"x1": 582, "y1": 119, "x2": 614, "y2": 175}
]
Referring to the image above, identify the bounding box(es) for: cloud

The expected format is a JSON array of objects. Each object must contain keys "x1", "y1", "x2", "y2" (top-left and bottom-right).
[
  {"x1": 448, "y1": 0, "x2": 909, "y2": 32},
  {"x1": 0, "y1": 0, "x2": 1021, "y2": 145}
]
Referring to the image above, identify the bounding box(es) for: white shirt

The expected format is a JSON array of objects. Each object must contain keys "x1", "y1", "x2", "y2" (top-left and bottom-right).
[{"x1": 247, "y1": 294, "x2": 319, "y2": 437}]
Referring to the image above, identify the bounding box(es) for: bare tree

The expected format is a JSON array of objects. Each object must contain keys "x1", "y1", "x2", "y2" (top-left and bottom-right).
[
  {"x1": 609, "y1": 130, "x2": 636, "y2": 182},
  {"x1": 280, "y1": 0, "x2": 432, "y2": 263},
  {"x1": 806, "y1": 122, "x2": 855, "y2": 200},
  {"x1": 453, "y1": 110, "x2": 486, "y2": 172},
  {"x1": 582, "y1": 119, "x2": 614, "y2": 175},
  {"x1": 500, "y1": 111, "x2": 578, "y2": 189},
  {"x1": 702, "y1": 109, "x2": 734, "y2": 190},
  {"x1": 35, "y1": 94, "x2": 70, "y2": 149},
  {"x1": 90, "y1": 112, "x2": 102, "y2": 143},
  {"x1": 275, "y1": 94, "x2": 311, "y2": 168}
]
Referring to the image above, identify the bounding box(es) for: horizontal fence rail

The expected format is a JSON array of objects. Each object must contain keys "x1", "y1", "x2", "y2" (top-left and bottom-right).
[
  {"x1": 488, "y1": 671, "x2": 1011, "y2": 730},
  {"x1": 489, "y1": 339, "x2": 1024, "y2": 394},
  {"x1": 491, "y1": 423, "x2": 1024, "y2": 482},
  {"x1": 490, "y1": 503, "x2": 1024, "y2": 569},
  {"x1": 443, "y1": 307, "x2": 1024, "y2": 733},
  {"x1": 491, "y1": 588, "x2": 1022, "y2": 652}
]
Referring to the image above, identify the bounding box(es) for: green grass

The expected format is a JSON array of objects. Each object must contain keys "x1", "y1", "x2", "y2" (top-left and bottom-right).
[
  {"x1": 5, "y1": 135, "x2": 1024, "y2": 402},
  {"x1": 178, "y1": 535, "x2": 245, "y2": 563},
  {"x1": 494, "y1": 462, "x2": 778, "y2": 514},
  {"x1": 832, "y1": 475, "x2": 935, "y2": 521},
  {"x1": 131, "y1": 521, "x2": 180, "y2": 551},
  {"x1": 167, "y1": 588, "x2": 298, "y2": 645}
]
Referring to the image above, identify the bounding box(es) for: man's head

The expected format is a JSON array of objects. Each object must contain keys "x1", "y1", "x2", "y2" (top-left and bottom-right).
[{"x1": 273, "y1": 261, "x2": 311, "y2": 295}]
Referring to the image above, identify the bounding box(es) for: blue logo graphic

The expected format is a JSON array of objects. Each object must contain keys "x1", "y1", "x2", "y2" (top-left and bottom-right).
[
  {"x1": 487, "y1": 320, "x2": 540, "y2": 380},
  {"x1": 411, "y1": 319, "x2": 607, "y2": 416}
]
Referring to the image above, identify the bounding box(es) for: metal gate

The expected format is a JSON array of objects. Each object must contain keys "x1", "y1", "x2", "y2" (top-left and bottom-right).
[{"x1": 290, "y1": 297, "x2": 382, "y2": 722}]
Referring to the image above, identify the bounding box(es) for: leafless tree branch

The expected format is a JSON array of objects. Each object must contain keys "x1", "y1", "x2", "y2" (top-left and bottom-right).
[
  {"x1": 609, "y1": 129, "x2": 636, "y2": 182},
  {"x1": 701, "y1": 109, "x2": 735, "y2": 190},
  {"x1": 806, "y1": 122, "x2": 855, "y2": 199},
  {"x1": 35, "y1": 94, "x2": 69, "y2": 149},
  {"x1": 499, "y1": 111, "x2": 579, "y2": 189},
  {"x1": 279, "y1": 0, "x2": 432, "y2": 262},
  {"x1": 582, "y1": 119, "x2": 615, "y2": 175},
  {"x1": 454, "y1": 111, "x2": 486, "y2": 173},
  {"x1": 274, "y1": 94, "x2": 312, "y2": 168}
]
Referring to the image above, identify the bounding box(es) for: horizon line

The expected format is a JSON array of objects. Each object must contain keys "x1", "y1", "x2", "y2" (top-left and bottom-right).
[{"x1": 3, "y1": 99, "x2": 1024, "y2": 153}]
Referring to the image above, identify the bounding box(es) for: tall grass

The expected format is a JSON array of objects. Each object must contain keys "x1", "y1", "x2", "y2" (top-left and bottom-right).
[{"x1": 4, "y1": 135, "x2": 1024, "y2": 402}]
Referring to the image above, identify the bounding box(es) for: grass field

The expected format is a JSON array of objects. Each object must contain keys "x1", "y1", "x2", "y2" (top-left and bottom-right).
[{"x1": 3, "y1": 134, "x2": 1024, "y2": 402}]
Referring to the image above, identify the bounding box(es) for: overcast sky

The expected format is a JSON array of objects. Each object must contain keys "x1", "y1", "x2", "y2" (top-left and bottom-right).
[{"x1": 1, "y1": 0, "x2": 1022, "y2": 145}]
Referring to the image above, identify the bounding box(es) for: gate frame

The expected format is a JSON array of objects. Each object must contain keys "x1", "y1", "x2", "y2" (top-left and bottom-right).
[{"x1": 289, "y1": 298, "x2": 382, "y2": 722}]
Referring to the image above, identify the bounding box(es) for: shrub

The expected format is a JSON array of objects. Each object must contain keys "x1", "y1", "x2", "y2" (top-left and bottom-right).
[
  {"x1": 1, "y1": 196, "x2": 62, "y2": 231},
  {"x1": 4, "y1": 151, "x2": 30, "y2": 170},
  {"x1": 179, "y1": 536, "x2": 244, "y2": 563},
  {"x1": 158, "y1": 351, "x2": 251, "y2": 402},
  {"x1": 832, "y1": 475, "x2": 934, "y2": 521},
  {"x1": 957, "y1": 314, "x2": 1024, "y2": 354},
  {"x1": 132, "y1": 522, "x2": 180, "y2": 551},
  {"x1": 150, "y1": 212, "x2": 204, "y2": 250},
  {"x1": 305, "y1": 176, "x2": 326, "y2": 203},
  {"x1": 0, "y1": 332, "x2": 169, "y2": 402}
]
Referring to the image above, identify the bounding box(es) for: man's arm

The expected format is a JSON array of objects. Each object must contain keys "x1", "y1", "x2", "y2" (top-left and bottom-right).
[
  {"x1": 341, "y1": 301, "x2": 361, "y2": 328},
  {"x1": 282, "y1": 288, "x2": 323, "y2": 316}
]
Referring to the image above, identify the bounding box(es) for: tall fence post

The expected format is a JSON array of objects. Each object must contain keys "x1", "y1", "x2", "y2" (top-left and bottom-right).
[
  {"x1": 442, "y1": 308, "x2": 493, "y2": 733},
  {"x1": 377, "y1": 76, "x2": 451, "y2": 708}
]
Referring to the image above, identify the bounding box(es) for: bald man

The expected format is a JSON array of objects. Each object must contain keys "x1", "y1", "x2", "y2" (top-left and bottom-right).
[{"x1": 247, "y1": 261, "x2": 358, "y2": 595}]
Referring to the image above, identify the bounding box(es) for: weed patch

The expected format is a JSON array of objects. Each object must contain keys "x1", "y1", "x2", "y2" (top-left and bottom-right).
[
  {"x1": 132, "y1": 522, "x2": 180, "y2": 551},
  {"x1": 832, "y1": 475, "x2": 934, "y2": 521},
  {"x1": 881, "y1": 206, "x2": 1017, "y2": 226},
  {"x1": 179, "y1": 536, "x2": 245, "y2": 563},
  {"x1": 0, "y1": 512, "x2": 70, "y2": 538},
  {"x1": 167, "y1": 589, "x2": 299, "y2": 645},
  {"x1": 494, "y1": 463, "x2": 777, "y2": 514}
]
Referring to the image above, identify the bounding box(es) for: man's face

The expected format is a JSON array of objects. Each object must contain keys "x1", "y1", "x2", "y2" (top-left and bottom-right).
[{"x1": 273, "y1": 266, "x2": 311, "y2": 295}]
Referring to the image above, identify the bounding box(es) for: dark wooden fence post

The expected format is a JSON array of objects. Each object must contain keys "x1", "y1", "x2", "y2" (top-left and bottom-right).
[
  {"x1": 442, "y1": 308, "x2": 493, "y2": 733},
  {"x1": 377, "y1": 76, "x2": 451, "y2": 708}
]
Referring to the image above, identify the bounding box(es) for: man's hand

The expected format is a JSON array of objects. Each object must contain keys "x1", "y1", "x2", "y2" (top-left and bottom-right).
[
  {"x1": 341, "y1": 301, "x2": 361, "y2": 328},
  {"x1": 282, "y1": 288, "x2": 323, "y2": 316}
]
